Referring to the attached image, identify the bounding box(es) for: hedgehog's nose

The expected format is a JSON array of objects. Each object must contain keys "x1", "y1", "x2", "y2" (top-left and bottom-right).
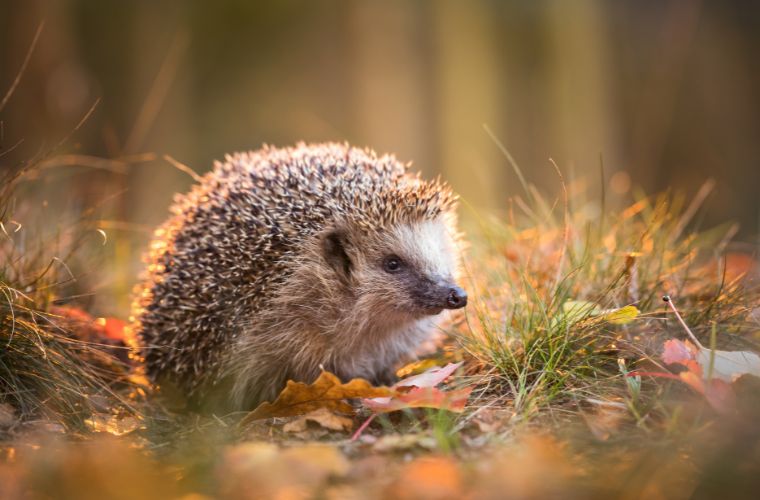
[{"x1": 445, "y1": 286, "x2": 468, "y2": 309}]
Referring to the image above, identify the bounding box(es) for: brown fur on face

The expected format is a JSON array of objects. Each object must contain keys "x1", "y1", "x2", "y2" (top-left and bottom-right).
[{"x1": 131, "y1": 143, "x2": 464, "y2": 411}]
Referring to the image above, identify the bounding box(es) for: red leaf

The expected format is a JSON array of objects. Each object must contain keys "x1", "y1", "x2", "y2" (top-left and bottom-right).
[
  {"x1": 98, "y1": 317, "x2": 128, "y2": 341},
  {"x1": 678, "y1": 371, "x2": 736, "y2": 414},
  {"x1": 394, "y1": 362, "x2": 463, "y2": 389},
  {"x1": 363, "y1": 386, "x2": 473, "y2": 413},
  {"x1": 662, "y1": 339, "x2": 696, "y2": 365},
  {"x1": 661, "y1": 339, "x2": 702, "y2": 376}
]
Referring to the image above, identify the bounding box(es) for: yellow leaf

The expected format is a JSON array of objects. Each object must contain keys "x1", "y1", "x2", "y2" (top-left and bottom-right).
[
  {"x1": 600, "y1": 305, "x2": 640, "y2": 324},
  {"x1": 241, "y1": 371, "x2": 393, "y2": 424},
  {"x1": 561, "y1": 300, "x2": 639, "y2": 325}
]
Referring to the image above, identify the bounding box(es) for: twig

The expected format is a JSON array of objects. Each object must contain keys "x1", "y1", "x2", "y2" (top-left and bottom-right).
[
  {"x1": 0, "y1": 21, "x2": 45, "y2": 113},
  {"x1": 662, "y1": 295, "x2": 703, "y2": 349},
  {"x1": 350, "y1": 413, "x2": 376, "y2": 441},
  {"x1": 483, "y1": 124, "x2": 532, "y2": 202},
  {"x1": 163, "y1": 154, "x2": 203, "y2": 183}
]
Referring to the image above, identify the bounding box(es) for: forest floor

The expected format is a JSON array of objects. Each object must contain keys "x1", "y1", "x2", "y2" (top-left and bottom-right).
[{"x1": 2, "y1": 161, "x2": 760, "y2": 499}]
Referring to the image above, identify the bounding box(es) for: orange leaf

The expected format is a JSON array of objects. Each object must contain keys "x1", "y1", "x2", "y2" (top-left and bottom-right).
[
  {"x1": 96, "y1": 317, "x2": 128, "y2": 341},
  {"x1": 240, "y1": 371, "x2": 393, "y2": 424}
]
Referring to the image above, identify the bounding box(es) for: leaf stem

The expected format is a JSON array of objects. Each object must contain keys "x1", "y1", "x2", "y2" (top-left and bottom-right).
[
  {"x1": 350, "y1": 413, "x2": 376, "y2": 441},
  {"x1": 662, "y1": 295, "x2": 703, "y2": 349}
]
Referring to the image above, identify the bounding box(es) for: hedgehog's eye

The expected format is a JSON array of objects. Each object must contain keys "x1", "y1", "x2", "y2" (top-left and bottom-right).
[{"x1": 382, "y1": 255, "x2": 403, "y2": 273}]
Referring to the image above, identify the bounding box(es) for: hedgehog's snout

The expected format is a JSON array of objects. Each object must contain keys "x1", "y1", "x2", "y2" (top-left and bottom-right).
[
  {"x1": 412, "y1": 279, "x2": 467, "y2": 314},
  {"x1": 445, "y1": 285, "x2": 468, "y2": 309}
]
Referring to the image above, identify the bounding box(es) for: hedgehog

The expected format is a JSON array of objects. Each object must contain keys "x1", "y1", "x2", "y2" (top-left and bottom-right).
[{"x1": 131, "y1": 142, "x2": 467, "y2": 411}]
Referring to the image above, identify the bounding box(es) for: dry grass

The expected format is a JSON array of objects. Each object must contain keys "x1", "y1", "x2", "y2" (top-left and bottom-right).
[
  {"x1": 1, "y1": 158, "x2": 759, "y2": 497},
  {"x1": 0, "y1": 166, "x2": 135, "y2": 436}
]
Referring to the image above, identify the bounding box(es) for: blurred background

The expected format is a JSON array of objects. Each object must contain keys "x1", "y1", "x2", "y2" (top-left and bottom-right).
[{"x1": 1, "y1": 0, "x2": 759, "y2": 315}]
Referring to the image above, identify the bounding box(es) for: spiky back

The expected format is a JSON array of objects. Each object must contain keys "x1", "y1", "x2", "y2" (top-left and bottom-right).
[{"x1": 133, "y1": 142, "x2": 456, "y2": 395}]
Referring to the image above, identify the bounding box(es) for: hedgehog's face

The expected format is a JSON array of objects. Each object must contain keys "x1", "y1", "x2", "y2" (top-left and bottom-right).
[{"x1": 323, "y1": 218, "x2": 467, "y2": 319}]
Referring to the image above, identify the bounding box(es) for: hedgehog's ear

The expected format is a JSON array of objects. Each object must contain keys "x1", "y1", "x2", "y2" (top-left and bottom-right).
[{"x1": 323, "y1": 229, "x2": 353, "y2": 282}]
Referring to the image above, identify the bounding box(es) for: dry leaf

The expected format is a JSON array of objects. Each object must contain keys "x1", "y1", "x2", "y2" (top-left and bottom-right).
[
  {"x1": 372, "y1": 433, "x2": 438, "y2": 452},
  {"x1": 562, "y1": 300, "x2": 640, "y2": 325},
  {"x1": 84, "y1": 415, "x2": 143, "y2": 436},
  {"x1": 696, "y1": 348, "x2": 760, "y2": 382},
  {"x1": 677, "y1": 371, "x2": 736, "y2": 414},
  {"x1": 657, "y1": 338, "x2": 760, "y2": 413},
  {"x1": 395, "y1": 362, "x2": 462, "y2": 389},
  {"x1": 282, "y1": 407, "x2": 353, "y2": 434},
  {"x1": 662, "y1": 339, "x2": 760, "y2": 382},
  {"x1": 241, "y1": 371, "x2": 392, "y2": 424},
  {"x1": 363, "y1": 386, "x2": 473, "y2": 413},
  {"x1": 662, "y1": 339, "x2": 702, "y2": 375},
  {"x1": 396, "y1": 358, "x2": 448, "y2": 378},
  {"x1": 362, "y1": 362, "x2": 470, "y2": 414},
  {"x1": 94, "y1": 317, "x2": 128, "y2": 341}
]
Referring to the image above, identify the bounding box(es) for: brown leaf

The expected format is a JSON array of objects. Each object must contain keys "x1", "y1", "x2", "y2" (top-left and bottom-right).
[
  {"x1": 282, "y1": 407, "x2": 353, "y2": 434},
  {"x1": 371, "y1": 433, "x2": 438, "y2": 452},
  {"x1": 84, "y1": 415, "x2": 143, "y2": 436},
  {"x1": 241, "y1": 371, "x2": 392, "y2": 424}
]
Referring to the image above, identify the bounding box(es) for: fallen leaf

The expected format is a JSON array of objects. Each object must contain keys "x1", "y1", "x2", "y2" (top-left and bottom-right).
[
  {"x1": 662, "y1": 338, "x2": 760, "y2": 382},
  {"x1": 363, "y1": 386, "x2": 473, "y2": 413},
  {"x1": 562, "y1": 300, "x2": 639, "y2": 325},
  {"x1": 696, "y1": 348, "x2": 760, "y2": 382},
  {"x1": 602, "y1": 305, "x2": 640, "y2": 325},
  {"x1": 396, "y1": 358, "x2": 449, "y2": 378},
  {"x1": 657, "y1": 338, "x2": 760, "y2": 413},
  {"x1": 372, "y1": 433, "x2": 438, "y2": 452},
  {"x1": 241, "y1": 371, "x2": 392, "y2": 424},
  {"x1": 677, "y1": 371, "x2": 736, "y2": 414},
  {"x1": 95, "y1": 317, "x2": 128, "y2": 341},
  {"x1": 662, "y1": 339, "x2": 701, "y2": 375},
  {"x1": 361, "y1": 362, "x2": 469, "y2": 414},
  {"x1": 394, "y1": 362, "x2": 463, "y2": 389},
  {"x1": 282, "y1": 407, "x2": 353, "y2": 434},
  {"x1": 84, "y1": 415, "x2": 143, "y2": 436}
]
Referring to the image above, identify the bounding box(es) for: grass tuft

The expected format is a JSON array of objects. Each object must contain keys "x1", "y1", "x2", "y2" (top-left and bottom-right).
[
  {"x1": 0, "y1": 166, "x2": 133, "y2": 434},
  {"x1": 460, "y1": 179, "x2": 759, "y2": 425}
]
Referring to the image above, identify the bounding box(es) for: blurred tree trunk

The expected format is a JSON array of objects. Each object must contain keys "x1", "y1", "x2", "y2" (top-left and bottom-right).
[
  {"x1": 434, "y1": 0, "x2": 505, "y2": 215},
  {"x1": 544, "y1": 0, "x2": 621, "y2": 199},
  {"x1": 348, "y1": 1, "x2": 435, "y2": 175}
]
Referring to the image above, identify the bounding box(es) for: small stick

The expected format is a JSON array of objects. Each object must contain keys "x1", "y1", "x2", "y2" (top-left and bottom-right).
[
  {"x1": 350, "y1": 414, "x2": 376, "y2": 442},
  {"x1": 662, "y1": 295, "x2": 703, "y2": 349}
]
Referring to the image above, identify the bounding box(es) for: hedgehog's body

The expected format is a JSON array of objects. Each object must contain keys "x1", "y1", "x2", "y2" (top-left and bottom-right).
[{"x1": 133, "y1": 143, "x2": 466, "y2": 411}]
